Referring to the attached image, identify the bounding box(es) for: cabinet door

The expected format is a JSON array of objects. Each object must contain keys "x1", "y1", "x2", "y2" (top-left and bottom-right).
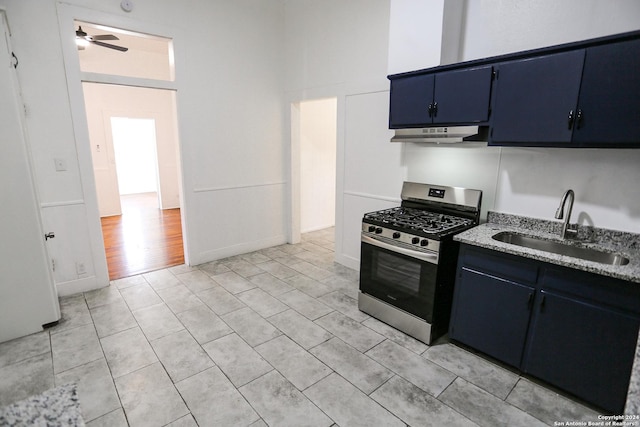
[
  {"x1": 525, "y1": 290, "x2": 640, "y2": 413},
  {"x1": 433, "y1": 66, "x2": 493, "y2": 124},
  {"x1": 573, "y1": 38, "x2": 640, "y2": 145},
  {"x1": 449, "y1": 267, "x2": 535, "y2": 367},
  {"x1": 490, "y1": 50, "x2": 585, "y2": 145},
  {"x1": 389, "y1": 74, "x2": 434, "y2": 128}
]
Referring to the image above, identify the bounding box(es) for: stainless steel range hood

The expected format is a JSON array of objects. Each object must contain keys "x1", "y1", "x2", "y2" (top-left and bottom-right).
[{"x1": 391, "y1": 126, "x2": 488, "y2": 144}]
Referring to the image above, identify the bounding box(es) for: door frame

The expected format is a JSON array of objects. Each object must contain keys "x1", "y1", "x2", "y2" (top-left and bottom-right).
[
  {"x1": 286, "y1": 87, "x2": 345, "y2": 251},
  {"x1": 56, "y1": 4, "x2": 189, "y2": 288}
]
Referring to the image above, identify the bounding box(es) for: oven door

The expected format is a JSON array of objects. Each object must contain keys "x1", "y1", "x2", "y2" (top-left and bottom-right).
[{"x1": 360, "y1": 234, "x2": 438, "y2": 323}]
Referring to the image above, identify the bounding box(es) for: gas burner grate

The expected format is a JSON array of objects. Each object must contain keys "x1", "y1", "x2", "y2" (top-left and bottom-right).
[{"x1": 364, "y1": 207, "x2": 473, "y2": 235}]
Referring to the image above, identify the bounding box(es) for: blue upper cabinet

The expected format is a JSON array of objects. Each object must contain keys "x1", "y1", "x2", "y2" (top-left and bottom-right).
[
  {"x1": 490, "y1": 37, "x2": 640, "y2": 147},
  {"x1": 389, "y1": 65, "x2": 493, "y2": 128},
  {"x1": 389, "y1": 74, "x2": 434, "y2": 128},
  {"x1": 573, "y1": 38, "x2": 640, "y2": 145},
  {"x1": 489, "y1": 50, "x2": 585, "y2": 145},
  {"x1": 389, "y1": 30, "x2": 640, "y2": 147},
  {"x1": 433, "y1": 66, "x2": 493, "y2": 125}
]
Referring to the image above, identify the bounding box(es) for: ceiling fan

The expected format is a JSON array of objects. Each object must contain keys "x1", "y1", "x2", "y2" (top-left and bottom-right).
[{"x1": 76, "y1": 26, "x2": 128, "y2": 52}]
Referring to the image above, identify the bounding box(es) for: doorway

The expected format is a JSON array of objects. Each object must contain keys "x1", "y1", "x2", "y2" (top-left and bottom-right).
[
  {"x1": 297, "y1": 98, "x2": 338, "y2": 234},
  {"x1": 83, "y1": 83, "x2": 183, "y2": 279},
  {"x1": 111, "y1": 117, "x2": 159, "y2": 200},
  {"x1": 76, "y1": 21, "x2": 185, "y2": 279}
]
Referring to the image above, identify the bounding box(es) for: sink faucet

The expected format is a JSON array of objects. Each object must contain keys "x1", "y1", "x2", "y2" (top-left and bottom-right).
[{"x1": 555, "y1": 189, "x2": 578, "y2": 239}]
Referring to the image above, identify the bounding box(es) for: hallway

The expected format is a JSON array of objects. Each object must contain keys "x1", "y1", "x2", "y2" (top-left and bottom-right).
[{"x1": 101, "y1": 193, "x2": 184, "y2": 280}]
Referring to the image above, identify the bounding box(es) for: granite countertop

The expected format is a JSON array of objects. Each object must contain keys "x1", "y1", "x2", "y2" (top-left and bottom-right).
[
  {"x1": 0, "y1": 383, "x2": 84, "y2": 426},
  {"x1": 627, "y1": 332, "x2": 640, "y2": 415},
  {"x1": 454, "y1": 211, "x2": 640, "y2": 284}
]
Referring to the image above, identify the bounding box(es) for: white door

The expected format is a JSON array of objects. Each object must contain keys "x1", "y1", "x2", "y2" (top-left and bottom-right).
[{"x1": 0, "y1": 12, "x2": 60, "y2": 343}]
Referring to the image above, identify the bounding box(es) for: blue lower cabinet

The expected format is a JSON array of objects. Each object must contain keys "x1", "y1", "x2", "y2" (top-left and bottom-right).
[
  {"x1": 450, "y1": 267, "x2": 534, "y2": 367},
  {"x1": 451, "y1": 245, "x2": 640, "y2": 413},
  {"x1": 524, "y1": 290, "x2": 639, "y2": 414}
]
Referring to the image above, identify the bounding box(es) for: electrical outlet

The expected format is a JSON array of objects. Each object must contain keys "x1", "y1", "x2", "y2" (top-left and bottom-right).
[{"x1": 76, "y1": 262, "x2": 87, "y2": 275}]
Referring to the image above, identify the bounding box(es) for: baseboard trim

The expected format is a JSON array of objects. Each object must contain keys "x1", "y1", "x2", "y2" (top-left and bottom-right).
[
  {"x1": 191, "y1": 234, "x2": 288, "y2": 266},
  {"x1": 55, "y1": 275, "x2": 109, "y2": 297}
]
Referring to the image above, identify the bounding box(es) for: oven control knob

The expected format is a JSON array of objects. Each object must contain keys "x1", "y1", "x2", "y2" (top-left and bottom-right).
[
  {"x1": 411, "y1": 237, "x2": 419, "y2": 244},
  {"x1": 375, "y1": 227, "x2": 383, "y2": 234},
  {"x1": 392, "y1": 232, "x2": 401, "y2": 239},
  {"x1": 368, "y1": 225, "x2": 376, "y2": 232},
  {"x1": 420, "y1": 239, "x2": 429, "y2": 247}
]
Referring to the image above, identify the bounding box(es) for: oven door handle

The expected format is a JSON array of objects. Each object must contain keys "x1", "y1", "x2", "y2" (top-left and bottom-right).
[{"x1": 361, "y1": 235, "x2": 439, "y2": 264}]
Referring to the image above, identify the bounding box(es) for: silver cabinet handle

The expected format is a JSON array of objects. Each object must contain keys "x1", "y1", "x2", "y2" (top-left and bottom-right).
[{"x1": 362, "y1": 235, "x2": 439, "y2": 264}]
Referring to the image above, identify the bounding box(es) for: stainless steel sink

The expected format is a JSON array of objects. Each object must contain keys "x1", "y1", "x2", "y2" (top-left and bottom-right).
[{"x1": 492, "y1": 232, "x2": 630, "y2": 266}]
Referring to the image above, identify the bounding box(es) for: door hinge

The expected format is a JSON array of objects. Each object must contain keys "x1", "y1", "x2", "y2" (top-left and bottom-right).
[{"x1": 51, "y1": 259, "x2": 56, "y2": 272}]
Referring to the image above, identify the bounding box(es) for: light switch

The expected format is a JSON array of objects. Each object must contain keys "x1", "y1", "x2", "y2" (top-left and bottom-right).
[{"x1": 54, "y1": 158, "x2": 67, "y2": 171}]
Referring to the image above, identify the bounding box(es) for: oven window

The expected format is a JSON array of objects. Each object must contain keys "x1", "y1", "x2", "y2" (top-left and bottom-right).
[
  {"x1": 374, "y1": 252, "x2": 421, "y2": 294},
  {"x1": 360, "y1": 241, "x2": 438, "y2": 322}
]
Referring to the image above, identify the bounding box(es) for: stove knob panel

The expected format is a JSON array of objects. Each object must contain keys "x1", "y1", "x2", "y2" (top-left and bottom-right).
[
  {"x1": 411, "y1": 237, "x2": 420, "y2": 244},
  {"x1": 392, "y1": 232, "x2": 401, "y2": 239},
  {"x1": 420, "y1": 239, "x2": 429, "y2": 247},
  {"x1": 375, "y1": 227, "x2": 383, "y2": 234}
]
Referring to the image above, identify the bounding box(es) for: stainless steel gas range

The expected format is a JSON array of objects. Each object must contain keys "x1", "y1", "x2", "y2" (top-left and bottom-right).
[{"x1": 358, "y1": 181, "x2": 482, "y2": 345}]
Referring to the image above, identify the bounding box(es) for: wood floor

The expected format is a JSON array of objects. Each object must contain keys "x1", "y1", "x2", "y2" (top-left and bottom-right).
[{"x1": 101, "y1": 192, "x2": 185, "y2": 280}]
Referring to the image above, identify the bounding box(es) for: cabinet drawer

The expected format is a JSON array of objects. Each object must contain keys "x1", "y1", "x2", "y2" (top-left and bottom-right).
[
  {"x1": 460, "y1": 245, "x2": 539, "y2": 284},
  {"x1": 542, "y1": 267, "x2": 640, "y2": 314}
]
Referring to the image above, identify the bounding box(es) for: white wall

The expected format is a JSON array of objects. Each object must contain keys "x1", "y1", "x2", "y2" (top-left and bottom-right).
[
  {"x1": 462, "y1": 0, "x2": 640, "y2": 60},
  {"x1": 387, "y1": 0, "x2": 445, "y2": 74},
  {"x1": 284, "y1": 0, "x2": 394, "y2": 269},
  {"x1": 403, "y1": 143, "x2": 501, "y2": 222},
  {"x1": 342, "y1": 91, "x2": 405, "y2": 264},
  {"x1": 83, "y1": 83, "x2": 181, "y2": 216},
  {"x1": 300, "y1": 98, "x2": 337, "y2": 232},
  {"x1": 1, "y1": 0, "x2": 287, "y2": 294}
]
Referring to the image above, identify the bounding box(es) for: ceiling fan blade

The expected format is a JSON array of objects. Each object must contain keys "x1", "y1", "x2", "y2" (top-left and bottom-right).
[
  {"x1": 91, "y1": 40, "x2": 129, "y2": 52},
  {"x1": 92, "y1": 34, "x2": 119, "y2": 41}
]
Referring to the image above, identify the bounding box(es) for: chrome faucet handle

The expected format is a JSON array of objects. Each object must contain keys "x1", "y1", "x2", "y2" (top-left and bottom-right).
[{"x1": 564, "y1": 223, "x2": 578, "y2": 238}]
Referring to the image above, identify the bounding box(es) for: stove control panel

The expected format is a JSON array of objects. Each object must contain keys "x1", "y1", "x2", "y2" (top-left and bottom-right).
[
  {"x1": 428, "y1": 188, "x2": 445, "y2": 198},
  {"x1": 362, "y1": 223, "x2": 440, "y2": 252}
]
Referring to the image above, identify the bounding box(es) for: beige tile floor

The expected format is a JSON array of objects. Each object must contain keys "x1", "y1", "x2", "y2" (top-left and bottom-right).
[{"x1": 0, "y1": 228, "x2": 602, "y2": 426}]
